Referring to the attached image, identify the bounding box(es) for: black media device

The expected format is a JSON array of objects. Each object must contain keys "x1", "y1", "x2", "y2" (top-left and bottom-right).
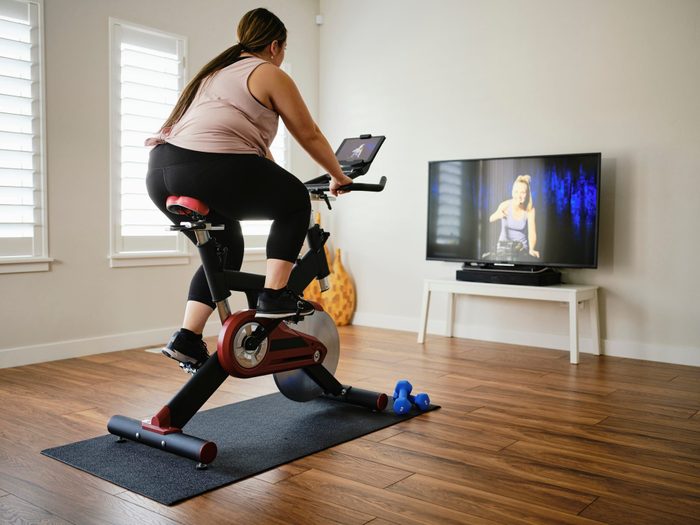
[
  {"x1": 427, "y1": 152, "x2": 601, "y2": 286},
  {"x1": 335, "y1": 135, "x2": 385, "y2": 170},
  {"x1": 454, "y1": 266, "x2": 563, "y2": 286},
  {"x1": 305, "y1": 134, "x2": 386, "y2": 190}
]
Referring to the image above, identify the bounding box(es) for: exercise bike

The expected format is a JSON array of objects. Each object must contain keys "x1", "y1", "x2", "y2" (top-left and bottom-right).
[{"x1": 108, "y1": 134, "x2": 388, "y2": 469}]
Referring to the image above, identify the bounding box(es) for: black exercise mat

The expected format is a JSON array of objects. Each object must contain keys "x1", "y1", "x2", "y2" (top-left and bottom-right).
[{"x1": 42, "y1": 393, "x2": 438, "y2": 506}]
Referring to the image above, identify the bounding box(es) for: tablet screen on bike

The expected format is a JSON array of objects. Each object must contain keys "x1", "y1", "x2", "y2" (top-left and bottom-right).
[{"x1": 335, "y1": 136, "x2": 385, "y2": 166}]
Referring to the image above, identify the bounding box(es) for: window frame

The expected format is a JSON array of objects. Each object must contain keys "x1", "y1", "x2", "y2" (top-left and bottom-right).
[
  {"x1": 108, "y1": 26, "x2": 293, "y2": 267},
  {"x1": 0, "y1": 0, "x2": 51, "y2": 274},
  {"x1": 108, "y1": 17, "x2": 189, "y2": 268},
  {"x1": 242, "y1": 62, "x2": 292, "y2": 261}
]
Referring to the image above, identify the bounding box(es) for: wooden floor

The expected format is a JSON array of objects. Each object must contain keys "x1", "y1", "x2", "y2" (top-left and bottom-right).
[{"x1": 1, "y1": 326, "x2": 699, "y2": 524}]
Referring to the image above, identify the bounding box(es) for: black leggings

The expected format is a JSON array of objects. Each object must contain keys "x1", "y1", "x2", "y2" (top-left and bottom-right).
[{"x1": 146, "y1": 143, "x2": 311, "y2": 309}]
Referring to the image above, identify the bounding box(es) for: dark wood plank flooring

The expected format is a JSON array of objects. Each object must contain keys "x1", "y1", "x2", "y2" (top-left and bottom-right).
[{"x1": 0, "y1": 326, "x2": 698, "y2": 524}]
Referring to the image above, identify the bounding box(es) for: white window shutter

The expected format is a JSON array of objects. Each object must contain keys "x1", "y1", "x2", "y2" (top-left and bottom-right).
[
  {"x1": 109, "y1": 20, "x2": 188, "y2": 265},
  {"x1": 0, "y1": 0, "x2": 49, "y2": 272},
  {"x1": 109, "y1": 24, "x2": 293, "y2": 263}
]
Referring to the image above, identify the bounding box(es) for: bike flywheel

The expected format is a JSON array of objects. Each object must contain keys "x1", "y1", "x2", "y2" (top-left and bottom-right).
[{"x1": 273, "y1": 310, "x2": 340, "y2": 402}]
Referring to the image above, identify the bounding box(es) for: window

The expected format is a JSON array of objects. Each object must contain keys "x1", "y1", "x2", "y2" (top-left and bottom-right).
[
  {"x1": 242, "y1": 114, "x2": 290, "y2": 259},
  {"x1": 109, "y1": 19, "x2": 187, "y2": 267},
  {"x1": 0, "y1": 0, "x2": 49, "y2": 274},
  {"x1": 241, "y1": 63, "x2": 291, "y2": 259},
  {"x1": 109, "y1": 22, "x2": 291, "y2": 265},
  {"x1": 268, "y1": 108, "x2": 290, "y2": 169}
]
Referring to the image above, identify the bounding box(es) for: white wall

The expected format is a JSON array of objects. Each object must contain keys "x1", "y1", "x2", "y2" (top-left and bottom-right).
[
  {"x1": 0, "y1": 0, "x2": 320, "y2": 367},
  {"x1": 318, "y1": 0, "x2": 700, "y2": 365},
  {"x1": 3, "y1": 0, "x2": 698, "y2": 369}
]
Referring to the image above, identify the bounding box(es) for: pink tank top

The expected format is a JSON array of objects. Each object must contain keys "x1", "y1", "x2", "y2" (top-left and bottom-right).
[{"x1": 146, "y1": 57, "x2": 278, "y2": 156}]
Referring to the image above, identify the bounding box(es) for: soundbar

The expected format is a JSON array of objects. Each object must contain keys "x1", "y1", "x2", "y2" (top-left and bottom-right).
[{"x1": 456, "y1": 267, "x2": 561, "y2": 286}]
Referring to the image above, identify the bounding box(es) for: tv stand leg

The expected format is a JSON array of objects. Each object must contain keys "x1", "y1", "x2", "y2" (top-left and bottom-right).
[
  {"x1": 569, "y1": 300, "x2": 579, "y2": 364},
  {"x1": 590, "y1": 292, "x2": 601, "y2": 355},
  {"x1": 418, "y1": 283, "x2": 430, "y2": 343},
  {"x1": 446, "y1": 292, "x2": 455, "y2": 338}
]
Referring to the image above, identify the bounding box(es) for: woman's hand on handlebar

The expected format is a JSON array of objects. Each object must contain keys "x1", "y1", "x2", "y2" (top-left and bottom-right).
[{"x1": 329, "y1": 173, "x2": 353, "y2": 196}]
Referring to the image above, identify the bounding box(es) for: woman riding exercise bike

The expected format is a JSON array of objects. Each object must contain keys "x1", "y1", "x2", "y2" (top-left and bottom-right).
[{"x1": 145, "y1": 7, "x2": 352, "y2": 371}]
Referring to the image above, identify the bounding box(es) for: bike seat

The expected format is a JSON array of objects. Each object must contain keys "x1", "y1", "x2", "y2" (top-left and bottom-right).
[{"x1": 166, "y1": 196, "x2": 210, "y2": 217}]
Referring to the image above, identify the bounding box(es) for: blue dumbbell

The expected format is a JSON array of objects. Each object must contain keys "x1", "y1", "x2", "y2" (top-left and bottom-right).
[
  {"x1": 392, "y1": 380, "x2": 413, "y2": 415},
  {"x1": 409, "y1": 392, "x2": 431, "y2": 411}
]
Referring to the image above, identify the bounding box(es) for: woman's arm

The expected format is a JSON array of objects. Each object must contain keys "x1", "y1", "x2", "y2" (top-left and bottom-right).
[
  {"x1": 528, "y1": 208, "x2": 540, "y2": 257},
  {"x1": 489, "y1": 201, "x2": 509, "y2": 223},
  {"x1": 253, "y1": 65, "x2": 351, "y2": 193}
]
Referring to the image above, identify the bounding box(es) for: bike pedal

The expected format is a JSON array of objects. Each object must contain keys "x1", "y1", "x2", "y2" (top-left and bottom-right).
[{"x1": 179, "y1": 362, "x2": 199, "y2": 375}]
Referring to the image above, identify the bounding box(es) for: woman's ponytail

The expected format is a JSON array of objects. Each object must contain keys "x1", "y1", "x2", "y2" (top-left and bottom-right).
[{"x1": 159, "y1": 43, "x2": 244, "y2": 132}]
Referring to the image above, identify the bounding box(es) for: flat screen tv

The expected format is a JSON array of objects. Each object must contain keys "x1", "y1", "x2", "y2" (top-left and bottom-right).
[{"x1": 426, "y1": 153, "x2": 601, "y2": 269}]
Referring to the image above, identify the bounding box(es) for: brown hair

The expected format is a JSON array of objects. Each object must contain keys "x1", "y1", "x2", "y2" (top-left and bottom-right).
[{"x1": 159, "y1": 8, "x2": 286, "y2": 132}]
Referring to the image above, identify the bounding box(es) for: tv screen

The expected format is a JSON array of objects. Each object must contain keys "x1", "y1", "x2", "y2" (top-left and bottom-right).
[{"x1": 427, "y1": 153, "x2": 601, "y2": 268}]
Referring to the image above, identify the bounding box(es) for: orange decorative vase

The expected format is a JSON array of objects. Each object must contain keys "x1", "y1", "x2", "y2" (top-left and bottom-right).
[{"x1": 324, "y1": 248, "x2": 356, "y2": 326}]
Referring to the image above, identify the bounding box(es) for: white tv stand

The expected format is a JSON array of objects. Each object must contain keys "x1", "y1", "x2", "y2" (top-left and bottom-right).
[{"x1": 417, "y1": 279, "x2": 600, "y2": 364}]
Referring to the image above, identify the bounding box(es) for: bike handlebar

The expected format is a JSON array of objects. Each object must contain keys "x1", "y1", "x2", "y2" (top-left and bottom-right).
[
  {"x1": 305, "y1": 176, "x2": 387, "y2": 194},
  {"x1": 340, "y1": 176, "x2": 387, "y2": 192}
]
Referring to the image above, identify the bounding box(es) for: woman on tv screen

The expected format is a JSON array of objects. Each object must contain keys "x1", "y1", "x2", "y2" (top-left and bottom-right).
[{"x1": 489, "y1": 175, "x2": 540, "y2": 260}]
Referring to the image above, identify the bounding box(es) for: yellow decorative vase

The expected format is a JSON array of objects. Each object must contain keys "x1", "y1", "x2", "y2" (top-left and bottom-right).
[{"x1": 324, "y1": 248, "x2": 356, "y2": 326}]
